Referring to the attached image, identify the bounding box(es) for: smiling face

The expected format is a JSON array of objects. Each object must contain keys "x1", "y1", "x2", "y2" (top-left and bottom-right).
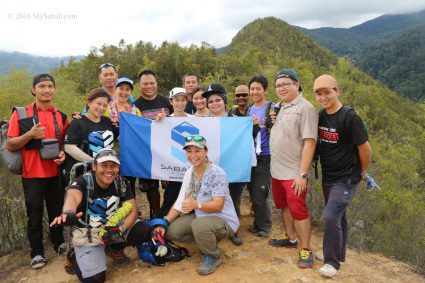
[
  {"x1": 139, "y1": 74, "x2": 158, "y2": 100},
  {"x1": 170, "y1": 94, "x2": 187, "y2": 113},
  {"x1": 92, "y1": 161, "x2": 119, "y2": 188},
  {"x1": 314, "y1": 87, "x2": 340, "y2": 112},
  {"x1": 117, "y1": 83, "x2": 133, "y2": 104},
  {"x1": 249, "y1": 82, "x2": 266, "y2": 104},
  {"x1": 207, "y1": 94, "x2": 226, "y2": 116},
  {"x1": 32, "y1": 81, "x2": 56, "y2": 104},
  {"x1": 87, "y1": 97, "x2": 109, "y2": 119},
  {"x1": 98, "y1": 67, "x2": 118, "y2": 89},
  {"x1": 275, "y1": 77, "x2": 300, "y2": 103},
  {"x1": 193, "y1": 90, "x2": 206, "y2": 110},
  {"x1": 185, "y1": 146, "x2": 208, "y2": 169}
]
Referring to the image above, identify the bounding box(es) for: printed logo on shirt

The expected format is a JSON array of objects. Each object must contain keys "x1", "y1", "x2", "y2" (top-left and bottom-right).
[
  {"x1": 88, "y1": 130, "x2": 114, "y2": 156},
  {"x1": 319, "y1": 126, "x2": 339, "y2": 144}
]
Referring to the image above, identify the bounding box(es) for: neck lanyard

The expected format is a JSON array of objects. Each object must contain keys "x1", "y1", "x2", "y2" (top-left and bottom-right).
[
  {"x1": 33, "y1": 103, "x2": 60, "y2": 140},
  {"x1": 190, "y1": 161, "x2": 208, "y2": 200}
]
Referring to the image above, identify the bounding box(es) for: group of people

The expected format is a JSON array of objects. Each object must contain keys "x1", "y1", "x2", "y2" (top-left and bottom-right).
[{"x1": 5, "y1": 63, "x2": 372, "y2": 281}]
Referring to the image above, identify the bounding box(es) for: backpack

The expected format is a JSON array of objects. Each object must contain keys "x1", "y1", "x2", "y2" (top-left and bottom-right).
[
  {"x1": 249, "y1": 101, "x2": 276, "y2": 129},
  {"x1": 0, "y1": 107, "x2": 27, "y2": 174}
]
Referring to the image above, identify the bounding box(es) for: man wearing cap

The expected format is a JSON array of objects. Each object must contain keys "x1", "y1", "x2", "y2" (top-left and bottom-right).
[
  {"x1": 6, "y1": 73, "x2": 69, "y2": 269},
  {"x1": 182, "y1": 73, "x2": 199, "y2": 114},
  {"x1": 268, "y1": 69, "x2": 318, "y2": 269},
  {"x1": 50, "y1": 149, "x2": 160, "y2": 282},
  {"x1": 313, "y1": 75, "x2": 371, "y2": 278},
  {"x1": 134, "y1": 70, "x2": 173, "y2": 219}
]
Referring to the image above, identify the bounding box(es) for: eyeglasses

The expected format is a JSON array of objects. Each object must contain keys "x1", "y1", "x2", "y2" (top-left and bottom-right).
[
  {"x1": 185, "y1": 135, "x2": 206, "y2": 142},
  {"x1": 275, "y1": 82, "x2": 295, "y2": 89},
  {"x1": 94, "y1": 148, "x2": 119, "y2": 160},
  {"x1": 99, "y1": 63, "x2": 115, "y2": 71},
  {"x1": 207, "y1": 98, "x2": 223, "y2": 104},
  {"x1": 235, "y1": 93, "x2": 248, "y2": 98}
]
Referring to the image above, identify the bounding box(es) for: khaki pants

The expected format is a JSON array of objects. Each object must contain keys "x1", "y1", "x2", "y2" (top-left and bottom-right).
[{"x1": 166, "y1": 213, "x2": 232, "y2": 257}]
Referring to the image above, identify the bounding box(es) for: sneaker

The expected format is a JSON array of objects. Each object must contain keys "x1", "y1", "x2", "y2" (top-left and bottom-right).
[
  {"x1": 57, "y1": 242, "x2": 67, "y2": 255},
  {"x1": 268, "y1": 234, "x2": 298, "y2": 248},
  {"x1": 197, "y1": 254, "x2": 222, "y2": 276},
  {"x1": 314, "y1": 250, "x2": 324, "y2": 261},
  {"x1": 258, "y1": 230, "x2": 270, "y2": 237},
  {"x1": 298, "y1": 248, "x2": 313, "y2": 268},
  {"x1": 248, "y1": 225, "x2": 260, "y2": 234},
  {"x1": 230, "y1": 233, "x2": 243, "y2": 246},
  {"x1": 31, "y1": 255, "x2": 47, "y2": 269},
  {"x1": 319, "y1": 263, "x2": 338, "y2": 278},
  {"x1": 105, "y1": 246, "x2": 130, "y2": 265}
]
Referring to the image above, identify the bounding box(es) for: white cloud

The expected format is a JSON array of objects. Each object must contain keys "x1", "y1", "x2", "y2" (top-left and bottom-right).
[{"x1": 1, "y1": 0, "x2": 424, "y2": 56}]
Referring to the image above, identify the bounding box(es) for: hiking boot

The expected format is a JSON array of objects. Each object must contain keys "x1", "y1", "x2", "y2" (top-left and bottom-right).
[
  {"x1": 197, "y1": 254, "x2": 221, "y2": 276},
  {"x1": 105, "y1": 246, "x2": 130, "y2": 265},
  {"x1": 298, "y1": 248, "x2": 313, "y2": 268},
  {"x1": 268, "y1": 234, "x2": 298, "y2": 248},
  {"x1": 319, "y1": 263, "x2": 338, "y2": 278},
  {"x1": 31, "y1": 255, "x2": 47, "y2": 269},
  {"x1": 57, "y1": 242, "x2": 67, "y2": 255},
  {"x1": 64, "y1": 249, "x2": 76, "y2": 274},
  {"x1": 230, "y1": 233, "x2": 243, "y2": 246},
  {"x1": 248, "y1": 225, "x2": 260, "y2": 234}
]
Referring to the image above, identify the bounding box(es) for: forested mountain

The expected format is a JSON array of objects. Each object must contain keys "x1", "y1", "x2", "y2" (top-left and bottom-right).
[
  {"x1": 299, "y1": 9, "x2": 425, "y2": 57},
  {"x1": 1, "y1": 17, "x2": 425, "y2": 270},
  {"x1": 298, "y1": 10, "x2": 425, "y2": 101},
  {"x1": 0, "y1": 51, "x2": 82, "y2": 75}
]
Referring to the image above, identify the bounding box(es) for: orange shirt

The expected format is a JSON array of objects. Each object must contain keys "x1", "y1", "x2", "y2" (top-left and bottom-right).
[{"x1": 7, "y1": 102, "x2": 69, "y2": 178}]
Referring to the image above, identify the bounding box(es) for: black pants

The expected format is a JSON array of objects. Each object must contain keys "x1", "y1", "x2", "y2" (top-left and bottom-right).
[
  {"x1": 247, "y1": 155, "x2": 272, "y2": 233},
  {"x1": 22, "y1": 176, "x2": 65, "y2": 258},
  {"x1": 158, "y1": 181, "x2": 182, "y2": 218},
  {"x1": 139, "y1": 178, "x2": 160, "y2": 218},
  {"x1": 229, "y1": 182, "x2": 246, "y2": 218}
]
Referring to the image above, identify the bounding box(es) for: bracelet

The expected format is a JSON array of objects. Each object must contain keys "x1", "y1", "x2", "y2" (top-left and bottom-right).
[{"x1": 163, "y1": 216, "x2": 170, "y2": 224}]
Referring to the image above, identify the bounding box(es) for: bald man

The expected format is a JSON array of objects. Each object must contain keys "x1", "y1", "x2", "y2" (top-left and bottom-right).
[{"x1": 229, "y1": 85, "x2": 249, "y2": 116}]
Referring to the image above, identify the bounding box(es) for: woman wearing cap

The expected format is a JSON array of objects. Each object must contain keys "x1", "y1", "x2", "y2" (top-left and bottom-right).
[
  {"x1": 202, "y1": 83, "x2": 232, "y2": 117},
  {"x1": 64, "y1": 88, "x2": 119, "y2": 184},
  {"x1": 107, "y1": 77, "x2": 141, "y2": 125},
  {"x1": 192, "y1": 86, "x2": 210, "y2": 117},
  {"x1": 154, "y1": 87, "x2": 194, "y2": 218},
  {"x1": 165, "y1": 135, "x2": 239, "y2": 276}
]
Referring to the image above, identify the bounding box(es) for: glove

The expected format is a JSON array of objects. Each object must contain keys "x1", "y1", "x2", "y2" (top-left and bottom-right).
[{"x1": 100, "y1": 226, "x2": 125, "y2": 245}]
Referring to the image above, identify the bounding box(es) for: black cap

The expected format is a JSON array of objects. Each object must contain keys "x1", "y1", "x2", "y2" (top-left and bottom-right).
[
  {"x1": 202, "y1": 84, "x2": 226, "y2": 98},
  {"x1": 275, "y1": 69, "x2": 302, "y2": 91},
  {"x1": 31, "y1": 73, "x2": 55, "y2": 96}
]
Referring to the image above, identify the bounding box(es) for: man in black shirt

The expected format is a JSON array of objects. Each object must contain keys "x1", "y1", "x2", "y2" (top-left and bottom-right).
[
  {"x1": 134, "y1": 70, "x2": 173, "y2": 218},
  {"x1": 314, "y1": 75, "x2": 372, "y2": 278},
  {"x1": 182, "y1": 73, "x2": 199, "y2": 114},
  {"x1": 229, "y1": 85, "x2": 249, "y2": 117}
]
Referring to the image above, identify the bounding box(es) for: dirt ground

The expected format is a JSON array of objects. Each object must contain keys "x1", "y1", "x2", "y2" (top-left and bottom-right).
[{"x1": 1, "y1": 190, "x2": 424, "y2": 283}]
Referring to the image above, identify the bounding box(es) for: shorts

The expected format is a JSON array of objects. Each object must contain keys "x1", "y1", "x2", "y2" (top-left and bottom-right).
[{"x1": 271, "y1": 178, "x2": 309, "y2": 220}]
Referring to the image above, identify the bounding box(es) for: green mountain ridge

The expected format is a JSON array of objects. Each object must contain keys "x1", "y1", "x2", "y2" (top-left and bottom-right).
[
  {"x1": 0, "y1": 51, "x2": 83, "y2": 75},
  {"x1": 298, "y1": 9, "x2": 425, "y2": 101},
  {"x1": 1, "y1": 16, "x2": 425, "y2": 270}
]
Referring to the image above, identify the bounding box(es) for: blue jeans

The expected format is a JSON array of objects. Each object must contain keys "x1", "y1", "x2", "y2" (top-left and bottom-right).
[{"x1": 322, "y1": 178, "x2": 359, "y2": 270}]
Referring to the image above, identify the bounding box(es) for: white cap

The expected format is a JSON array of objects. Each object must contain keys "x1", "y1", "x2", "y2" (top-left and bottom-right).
[{"x1": 169, "y1": 87, "x2": 187, "y2": 99}]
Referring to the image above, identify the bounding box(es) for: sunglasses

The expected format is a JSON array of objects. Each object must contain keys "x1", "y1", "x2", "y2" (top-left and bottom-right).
[
  {"x1": 235, "y1": 93, "x2": 248, "y2": 98},
  {"x1": 99, "y1": 63, "x2": 115, "y2": 71},
  {"x1": 185, "y1": 135, "x2": 206, "y2": 142},
  {"x1": 94, "y1": 148, "x2": 119, "y2": 160}
]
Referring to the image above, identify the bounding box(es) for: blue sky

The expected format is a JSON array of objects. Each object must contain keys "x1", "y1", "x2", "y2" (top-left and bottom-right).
[{"x1": 1, "y1": 0, "x2": 425, "y2": 56}]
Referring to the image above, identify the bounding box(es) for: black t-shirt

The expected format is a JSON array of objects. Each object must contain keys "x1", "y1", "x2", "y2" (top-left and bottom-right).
[
  {"x1": 185, "y1": 100, "x2": 197, "y2": 115},
  {"x1": 228, "y1": 107, "x2": 248, "y2": 117},
  {"x1": 68, "y1": 175, "x2": 133, "y2": 228},
  {"x1": 65, "y1": 115, "x2": 118, "y2": 157},
  {"x1": 134, "y1": 94, "x2": 173, "y2": 120},
  {"x1": 318, "y1": 106, "x2": 368, "y2": 183}
]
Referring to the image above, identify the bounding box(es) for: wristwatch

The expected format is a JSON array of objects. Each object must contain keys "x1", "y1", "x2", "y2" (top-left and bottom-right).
[
  {"x1": 197, "y1": 201, "x2": 202, "y2": 210},
  {"x1": 300, "y1": 172, "x2": 308, "y2": 179}
]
